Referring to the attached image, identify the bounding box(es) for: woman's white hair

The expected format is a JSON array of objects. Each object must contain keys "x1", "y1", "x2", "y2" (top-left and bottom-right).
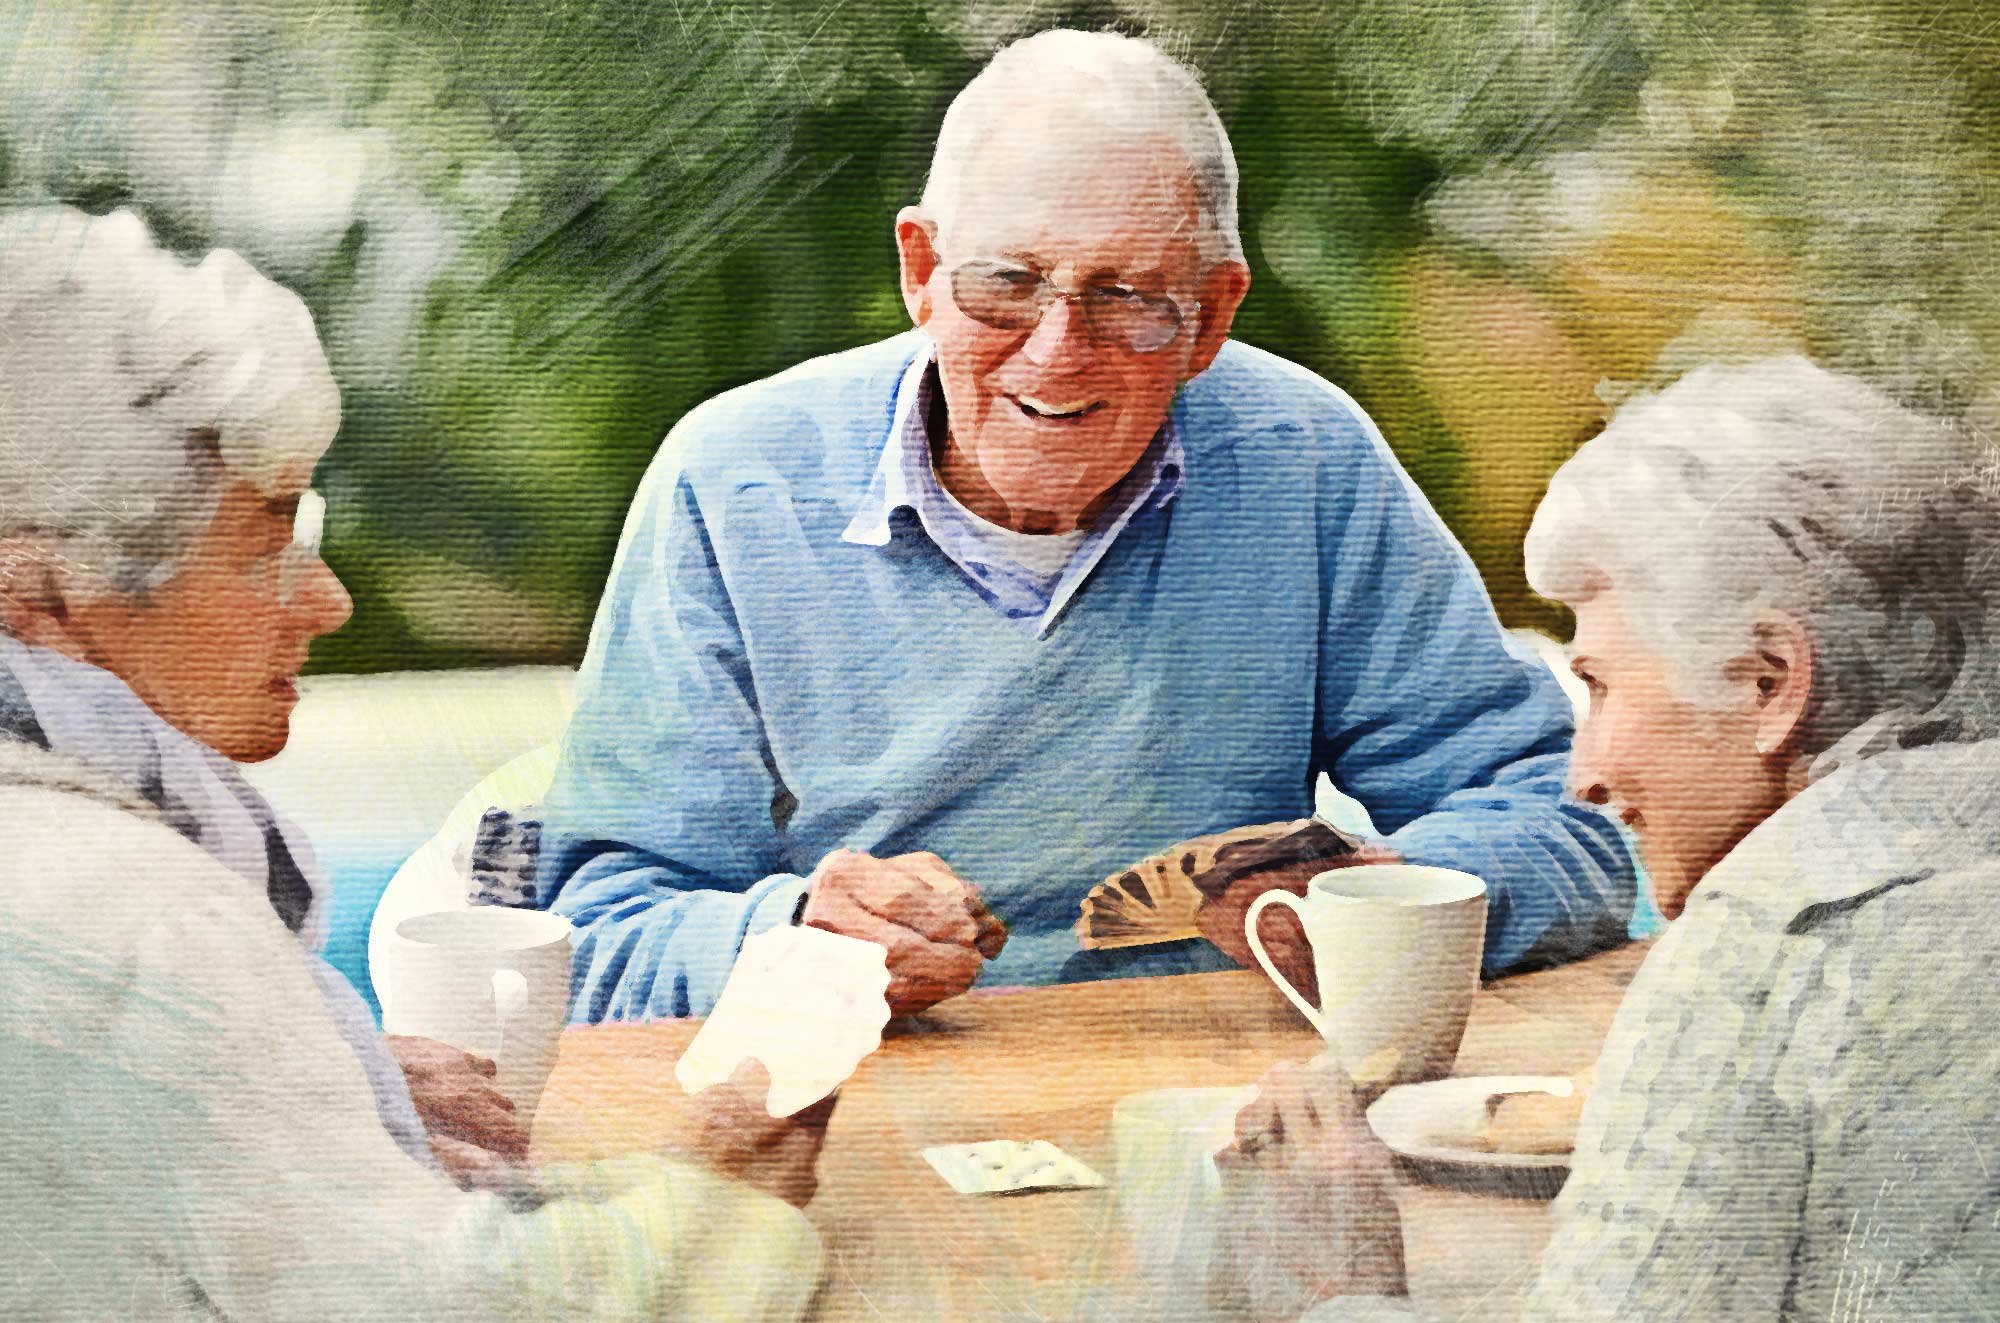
[
  {"x1": 921, "y1": 29, "x2": 1243, "y2": 267},
  {"x1": 0, "y1": 206, "x2": 339, "y2": 603},
  {"x1": 1527, "y1": 355, "x2": 1999, "y2": 764}
]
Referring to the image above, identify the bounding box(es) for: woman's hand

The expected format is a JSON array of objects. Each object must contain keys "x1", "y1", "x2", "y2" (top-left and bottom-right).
[
  {"x1": 386, "y1": 1034, "x2": 532, "y2": 1191},
  {"x1": 1209, "y1": 1056, "x2": 1409, "y2": 1320},
  {"x1": 677, "y1": 1059, "x2": 838, "y2": 1208}
]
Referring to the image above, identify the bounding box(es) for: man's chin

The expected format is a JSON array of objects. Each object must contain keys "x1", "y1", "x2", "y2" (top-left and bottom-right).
[
  {"x1": 978, "y1": 441, "x2": 1141, "y2": 519},
  {"x1": 983, "y1": 417, "x2": 1113, "y2": 464}
]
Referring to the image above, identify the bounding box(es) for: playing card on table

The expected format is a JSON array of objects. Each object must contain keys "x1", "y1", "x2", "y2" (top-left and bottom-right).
[
  {"x1": 921, "y1": 1140, "x2": 1107, "y2": 1195},
  {"x1": 674, "y1": 924, "x2": 892, "y2": 1116}
]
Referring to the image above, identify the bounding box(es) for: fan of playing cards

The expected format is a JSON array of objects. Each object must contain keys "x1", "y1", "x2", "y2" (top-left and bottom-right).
[
  {"x1": 1075, "y1": 818, "x2": 1369, "y2": 950},
  {"x1": 674, "y1": 924, "x2": 894, "y2": 1116},
  {"x1": 1074, "y1": 851, "x2": 1205, "y2": 949}
]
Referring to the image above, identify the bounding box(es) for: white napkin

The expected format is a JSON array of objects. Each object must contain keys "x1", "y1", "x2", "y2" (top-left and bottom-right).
[{"x1": 674, "y1": 924, "x2": 892, "y2": 1116}]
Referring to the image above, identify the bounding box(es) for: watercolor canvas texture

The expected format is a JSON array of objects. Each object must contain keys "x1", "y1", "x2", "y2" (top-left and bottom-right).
[{"x1": 2, "y1": 3, "x2": 1996, "y2": 1318}]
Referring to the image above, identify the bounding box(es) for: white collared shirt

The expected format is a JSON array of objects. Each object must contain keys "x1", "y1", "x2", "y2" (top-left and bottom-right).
[{"x1": 840, "y1": 342, "x2": 1185, "y2": 636}]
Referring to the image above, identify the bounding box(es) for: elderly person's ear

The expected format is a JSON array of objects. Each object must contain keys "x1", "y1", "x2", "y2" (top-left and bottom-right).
[
  {"x1": 1727, "y1": 618, "x2": 1816, "y2": 757},
  {"x1": 894, "y1": 207, "x2": 941, "y2": 328},
  {"x1": 1183, "y1": 259, "x2": 1250, "y2": 380},
  {"x1": 0, "y1": 539, "x2": 77, "y2": 652}
]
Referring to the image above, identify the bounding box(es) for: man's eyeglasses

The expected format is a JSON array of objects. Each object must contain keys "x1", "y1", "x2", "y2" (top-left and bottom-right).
[{"x1": 946, "y1": 258, "x2": 1195, "y2": 354}]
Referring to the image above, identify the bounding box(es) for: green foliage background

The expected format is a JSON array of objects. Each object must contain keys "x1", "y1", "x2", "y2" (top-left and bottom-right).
[{"x1": 4, "y1": 0, "x2": 1996, "y2": 670}]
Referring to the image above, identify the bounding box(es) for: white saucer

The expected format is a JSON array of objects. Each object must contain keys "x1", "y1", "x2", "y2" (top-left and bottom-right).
[{"x1": 1366, "y1": 1074, "x2": 1575, "y2": 1174}]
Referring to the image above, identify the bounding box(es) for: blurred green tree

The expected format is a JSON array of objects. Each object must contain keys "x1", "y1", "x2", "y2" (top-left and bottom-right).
[{"x1": 1, "y1": 0, "x2": 1992, "y2": 666}]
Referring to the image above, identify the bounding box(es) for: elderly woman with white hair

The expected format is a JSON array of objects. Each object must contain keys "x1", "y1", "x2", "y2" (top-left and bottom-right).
[
  {"x1": 0, "y1": 206, "x2": 828, "y2": 1319},
  {"x1": 1210, "y1": 356, "x2": 2000, "y2": 1321}
]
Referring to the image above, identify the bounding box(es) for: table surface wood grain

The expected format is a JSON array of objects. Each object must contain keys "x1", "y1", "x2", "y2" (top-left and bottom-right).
[{"x1": 535, "y1": 941, "x2": 1650, "y2": 1320}]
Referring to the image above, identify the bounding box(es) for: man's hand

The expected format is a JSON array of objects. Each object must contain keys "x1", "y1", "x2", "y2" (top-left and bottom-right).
[
  {"x1": 679, "y1": 1059, "x2": 838, "y2": 1207},
  {"x1": 1187, "y1": 819, "x2": 1399, "y2": 1006},
  {"x1": 1209, "y1": 1057, "x2": 1408, "y2": 1319},
  {"x1": 803, "y1": 848, "x2": 1005, "y2": 1016},
  {"x1": 386, "y1": 1034, "x2": 531, "y2": 1191}
]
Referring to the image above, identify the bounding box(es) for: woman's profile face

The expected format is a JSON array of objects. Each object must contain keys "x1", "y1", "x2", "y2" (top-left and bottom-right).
[
  {"x1": 1563, "y1": 594, "x2": 1789, "y2": 918},
  {"x1": 65, "y1": 480, "x2": 352, "y2": 762}
]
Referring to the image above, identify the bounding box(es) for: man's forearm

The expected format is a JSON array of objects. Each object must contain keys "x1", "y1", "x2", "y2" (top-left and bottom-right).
[
  {"x1": 1384, "y1": 759, "x2": 1637, "y2": 975},
  {"x1": 552, "y1": 858, "x2": 811, "y2": 1020}
]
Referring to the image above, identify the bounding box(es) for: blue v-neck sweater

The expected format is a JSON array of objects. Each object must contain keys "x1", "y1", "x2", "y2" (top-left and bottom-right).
[{"x1": 540, "y1": 333, "x2": 1636, "y2": 1020}]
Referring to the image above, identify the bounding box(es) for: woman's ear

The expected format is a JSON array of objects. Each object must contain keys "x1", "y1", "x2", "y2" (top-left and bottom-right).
[
  {"x1": 1742, "y1": 617, "x2": 1815, "y2": 757},
  {"x1": 0, "y1": 538, "x2": 75, "y2": 650},
  {"x1": 894, "y1": 206, "x2": 939, "y2": 328}
]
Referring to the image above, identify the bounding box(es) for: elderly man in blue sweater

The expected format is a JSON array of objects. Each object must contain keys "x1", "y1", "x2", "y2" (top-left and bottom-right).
[{"x1": 539, "y1": 30, "x2": 1637, "y2": 1022}]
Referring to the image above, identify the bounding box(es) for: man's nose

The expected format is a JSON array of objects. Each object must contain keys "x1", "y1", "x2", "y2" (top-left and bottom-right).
[{"x1": 1018, "y1": 294, "x2": 1096, "y2": 369}]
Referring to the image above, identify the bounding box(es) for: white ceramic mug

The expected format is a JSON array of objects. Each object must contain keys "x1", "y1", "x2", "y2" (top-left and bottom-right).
[
  {"x1": 379, "y1": 907, "x2": 575, "y2": 1133},
  {"x1": 1244, "y1": 865, "x2": 1487, "y2": 1088}
]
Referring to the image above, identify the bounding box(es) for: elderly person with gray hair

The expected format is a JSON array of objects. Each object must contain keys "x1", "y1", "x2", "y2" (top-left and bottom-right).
[
  {"x1": 0, "y1": 206, "x2": 831, "y2": 1319},
  {"x1": 1210, "y1": 356, "x2": 2000, "y2": 1321},
  {"x1": 538, "y1": 27, "x2": 1636, "y2": 1024}
]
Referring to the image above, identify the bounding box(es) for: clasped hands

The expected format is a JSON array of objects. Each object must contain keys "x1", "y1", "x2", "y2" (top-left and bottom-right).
[{"x1": 1210, "y1": 1055, "x2": 1409, "y2": 1319}]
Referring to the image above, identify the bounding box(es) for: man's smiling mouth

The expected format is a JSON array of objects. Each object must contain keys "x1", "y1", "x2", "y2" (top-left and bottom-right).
[{"x1": 1011, "y1": 393, "x2": 1105, "y2": 422}]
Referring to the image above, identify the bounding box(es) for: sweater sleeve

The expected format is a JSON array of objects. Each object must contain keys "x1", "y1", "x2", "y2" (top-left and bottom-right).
[
  {"x1": 538, "y1": 436, "x2": 812, "y2": 1021},
  {"x1": 0, "y1": 795, "x2": 822, "y2": 1320},
  {"x1": 1310, "y1": 400, "x2": 1637, "y2": 974}
]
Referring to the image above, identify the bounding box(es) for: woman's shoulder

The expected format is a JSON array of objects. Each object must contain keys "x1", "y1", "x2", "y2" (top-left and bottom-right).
[
  {"x1": 1, "y1": 765, "x2": 284, "y2": 950},
  {"x1": 1, "y1": 771, "x2": 339, "y2": 1100},
  {"x1": 1802, "y1": 854, "x2": 2000, "y2": 1007},
  {"x1": 6, "y1": 775, "x2": 176, "y2": 883}
]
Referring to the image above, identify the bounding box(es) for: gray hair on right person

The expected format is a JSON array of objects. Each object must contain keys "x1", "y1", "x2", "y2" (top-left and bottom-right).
[
  {"x1": 0, "y1": 206, "x2": 339, "y2": 606},
  {"x1": 1526, "y1": 355, "x2": 1998, "y2": 768},
  {"x1": 920, "y1": 28, "x2": 1243, "y2": 267}
]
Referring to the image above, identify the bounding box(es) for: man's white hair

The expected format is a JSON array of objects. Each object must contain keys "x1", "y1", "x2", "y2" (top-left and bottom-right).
[
  {"x1": 0, "y1": 206, "x2": 339, "y2": 602},
  {"x1": 1526, "y1": 356, "x2": 1999, "y2": 765},
  {"x1": 920, "y1": 29, "x2": 1243, "y2": 267}
]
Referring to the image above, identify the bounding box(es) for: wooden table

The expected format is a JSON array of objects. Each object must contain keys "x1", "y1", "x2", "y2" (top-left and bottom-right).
[{"x1": 536, "y1": 943, "x2": 1648, "y2": 1320}]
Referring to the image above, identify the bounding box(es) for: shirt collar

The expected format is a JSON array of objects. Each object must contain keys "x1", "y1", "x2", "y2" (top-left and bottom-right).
[
  {"x1": 841, "y1": 341, "x2": 1185, "y2": 549},
  {"x1": 840, "y1": 346, "x2": 934, "y2": 547}
]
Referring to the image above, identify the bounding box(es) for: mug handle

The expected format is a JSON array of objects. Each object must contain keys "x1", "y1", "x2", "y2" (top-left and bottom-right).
[
  {"x1": 491, "y1": 968, "x2": 530, "y2": 1064},
  {"x1": 1244, "y1": 890, "x2": 1325, "y2": 1035}
]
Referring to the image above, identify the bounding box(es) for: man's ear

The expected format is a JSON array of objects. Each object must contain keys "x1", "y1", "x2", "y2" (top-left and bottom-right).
[
  {"x1": 1184, "y1": 259, "x2": 1251, "y2": 380},
  {"x1": 894, "y1": 206, "x2": 939, "y2": 328},
  {"x1": 1731, "y1": 617, "x2": 1815, "y2": 757}
]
